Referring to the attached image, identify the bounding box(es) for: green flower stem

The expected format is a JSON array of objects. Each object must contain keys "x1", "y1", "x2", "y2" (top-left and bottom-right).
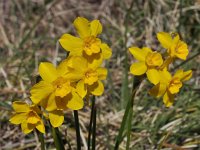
[
  {"x1": 36, "y1": 130, "x2": 45, "y2": 150},
  {"x1": 92, "y1": 103, "x2": 96, "y2": 150},
  {"x1": 88, "y1": 96, "x2": 95, "y2": 150},
  {"x1": 74, "y1": 110, "x2": 81, "y2": 150},
  {"x1": 114, "y1": 76, "x2": 143, "y2": 150},
  {"x1": 51, "y1": 127, "x2": 65, "y2": 150}
]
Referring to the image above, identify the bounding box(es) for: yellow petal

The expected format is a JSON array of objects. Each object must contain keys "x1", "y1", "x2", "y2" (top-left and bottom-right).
[
  {"x1": 146, "y1": 52, "x2": 163, "y2": 67},
  {"x1": 174, "y1": 41, "x2": 189, "y2": 60},
  {"x1": 36, "y1": 121, "x2": 45, "y2": 133},
  {"x1": 90, "y1": 20, "x2": 102, "y2": 37},
  {"x1": 66, "y1": 91, "x2": 84, "y2": 110},
  {"x1": 100, "y1": 43, "x2": 112, "y2": 59},
  {"x1": 45, "y1": 93, "x2": 57, "y2": 111},
  {"x1": 10, "y1": 113, "x2": 27, "y2": 124},
  {"x1": 168, "y1": 78, "x2": 182, "y2": 94},
  {"x1": 157, "y1": 32, "x2": 173, "y2": 49},
  {"x1": 146, "y1": 69, "x2": 160, "y2": 85},
  {"x1": 27, "y1": 112, "x2": 40, "y2": 124},
  {"x1": 73, "y1": 17, "x2": 90, "y2": 39},
  {"x1": 130, "y1": 62, "x2": 147, "y2": 75},
  {"x1": 163, "y1": 91, "x2": 174, "y2": 107},
  {"x1": 39, "y1": 62, "x2": 58, "y2": 82},
  {"x1": 12, "y1": 101, "x2": 30, "y2": 112},
  {"x1": 159, "y1": 69, "x2": 172, "y2": 83},
  {"x1": 181, "y1": 70, "x2": 192, "y2": 82},
  {"x1": 67, "y1": 56, "x2": 87, "y2": 72},
  {"x1": 56, "y1": 59, "x2": 69, "y2": 76},
  {"x1": 30, "y1": 81, "x2": 54, "y2": 104},
  {"x1": 49, "y1": 110, "x2": 64, "y2": 127},
  {"x1": 149, "y1": 83, "x2": 167, "y2": 97},
  {"x1": 88, "y1": 81, "x2": 104, "y2": 96},
  {"x1": 55, "y1": 96, "x2": 67, "y2": 110},
  {"x1": 21, "y1": 122, "x2": 35, "y2": 134},
  {"x1": 76, "y1": 80, "x2": 87, "y2": 98},
  {"x1": 59, "y1": 34, "x2": 83, "y2": 55},
  {"x1": 97, "y1": 68, "x2": 107, "y2": 80},
  {"x1": 129, "y1": 47, "x2": 147, "y2": 61}
]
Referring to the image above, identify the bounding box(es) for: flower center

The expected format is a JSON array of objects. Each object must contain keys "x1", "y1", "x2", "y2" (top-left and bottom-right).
[
  {"x1": 52, "y1": 77, "x2": 72, "y2": 98},
  {"x1": 84, "y1": 69, "x2": 98, "y2": 85},
  {"x1": 83, "y1": 36, "x2": 101, "y2": 55},
  {"x1": 146, "y1": 52, "x2": 163, "y2": 67},
  {"x1": 168, "y1": 77, "x2": 182, "y2": 94},
  {"x1": 27, "y1": 111, "x2": 40, "y2": 124}
]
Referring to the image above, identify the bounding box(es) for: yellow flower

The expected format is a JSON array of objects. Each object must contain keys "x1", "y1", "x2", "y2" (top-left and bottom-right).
[
  {"x1": 157, "y1": 32, "x2": 189, "y2": 60},
  {"x1": 149, "y1": 69, "x2": 192, "y2": 107},
  {"x1": 59, "y1": 17, "x2": 112, "y2": 63},
  {"x1": 9, "y1": 101, "x2": 45, "y2": 134},
  {"x1": 129, "y1": 47, "x2": 163, "y2": 85},
  {"x1": 64, "y1": 56, "x2": 107, "y2": 98},
  {"x1": 30, "y1": 61, "x2": 84, "y2": 112}
]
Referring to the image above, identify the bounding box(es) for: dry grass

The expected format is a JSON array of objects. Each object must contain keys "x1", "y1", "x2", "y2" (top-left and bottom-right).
[{"x1": 0, "y1": 0, "x2": 200, "y2": 149}]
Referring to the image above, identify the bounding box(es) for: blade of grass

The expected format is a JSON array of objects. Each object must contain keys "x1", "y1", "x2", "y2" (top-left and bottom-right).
[
  {"x1": 74, "y1": 110, "x2": 81, "y2": 150},
  {"x1": 115, "y1": 76, "x2": 143, "y2": 149},
  {"x1": 126, "y1": 105, "x2": 133, "y2": 150}
]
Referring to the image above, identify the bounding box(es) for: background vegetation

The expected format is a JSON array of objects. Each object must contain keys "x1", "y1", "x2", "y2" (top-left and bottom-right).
[{"x1": 0, "y1": 0, "x2": 200, "y2": 149}]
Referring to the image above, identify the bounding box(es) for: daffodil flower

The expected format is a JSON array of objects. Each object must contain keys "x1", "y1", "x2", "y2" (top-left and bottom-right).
[
  {"x1": 149, "y1": 69, "x2": 192, "y2": 107},
  {"x1": 157, "y1": 32, "x2": 189, "y2": 60},
  {"x1": 9, "y1": 101, "x2": 45, "y2": 134},
  {"x1": 30, "y1": 61, "x2": 84, "y2": 127},
  {"x1": 129, "y1": 47, "x2": 163, "y2": 85},
  {"x1": 59, "y1": 17, "x2": 112, "y2": 63},
  {"x1": 64, "y1": 56, "x2": 107, "y2": 98}
]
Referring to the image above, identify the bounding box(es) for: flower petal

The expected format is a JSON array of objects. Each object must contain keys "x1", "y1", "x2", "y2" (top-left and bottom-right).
[
  {"x1": 76, "y1": 80, "x2": 87, "y2": 98},
  {"x1": 97, "y1": 68, "x2": 107, "y2": 80},
  {"x1": 49, "y1": 110, "x2": 64, "y2": 127},
  {"x1": 21, "y1": 122, "x2": 35, "y2": 134},
  {"x1": 130, "y1": 62, "x2": 147, "y2": 75},
  {"x1": 174, "y1": 41, "x2": 189, "y2": 60},
  {"x1": 163, "y1": 91, "x2": 174, "y2": 107},
  {"x1": 129, "y1": 47, "x2": 146, "y2": 61},
  {"x1": 73, "y1": 17, "x2": 90, "y2": 39},
  {"x1": 146, "y1": 69, "x2": 160, "y2": 85},
  {"x1": 149, "y1": 83, "x2": 167, "y2": 98},
  {"x1": 39, "y1": 62, "x2": 58, "y2": 82},
  {"x1": 157, "y1": 32, "x2": 173, "y2": 49},
  {"x1": 88, "y1": 81, "x2": 104, "y2": 96},
  {"x1": 10, "y1": 113, "x2": 27, "y2": 124},
  {"x1": 36, "y1": 121, "x2": 45, "y2": 133},
  {"x1": 90, "y1": 20, "x2": 102, "y2": 37},
  {"x1": 100, "y1": 43, "x2": 112, "y2": 59},
  {"x1": 66, "y1": 91, "x2": 84, "y2": 110},
  {"x1": 30, "y1": 81, "x2": 54, "y2": 104},
  {"x1": 45, "y1": 93, "x2": 57, "y2": 111},
  {"x1": 59, "y1": 34, "x2": 83, "y2": 55},
  {"x1": 12, "y1": 101, "x2": 30, "y2": 112}
]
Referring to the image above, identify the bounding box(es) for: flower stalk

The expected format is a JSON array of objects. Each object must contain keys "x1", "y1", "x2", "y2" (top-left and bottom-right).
[{"x1": 74, "y1": 110, "x2": 81, "y2": 150}]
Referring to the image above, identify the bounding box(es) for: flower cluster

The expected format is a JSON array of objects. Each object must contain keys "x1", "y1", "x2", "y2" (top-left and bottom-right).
[
  {"x1": 129, "y1": 32, "x2": 192, "y2": 107},
  {"x1": 10, "y1": 17, "x2": 112, "y2": 134}
]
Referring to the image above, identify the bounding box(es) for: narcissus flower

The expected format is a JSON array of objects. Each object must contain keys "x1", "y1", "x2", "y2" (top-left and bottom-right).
[
  {"x1": 59, "y1": 17, "x2": 112, "y2": 63},
  {"x1": 149, "y1": 69, "x2": 192, "y2": 107},
  {"x1": 129, "y1": 47, "x2": 163, "y2": 85},
  {"x1": 157, "y1": 32, "x2": 189, "y2": 60},
  {"x1": 30, "y1": 61, "x2": 83, "y2": 112},
  {"x1": 9, "y1": 101, "x2": 45, "y2": 134},
  {"x1": 64, "y1": 56, "x2": 107, "y2": 98}
]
